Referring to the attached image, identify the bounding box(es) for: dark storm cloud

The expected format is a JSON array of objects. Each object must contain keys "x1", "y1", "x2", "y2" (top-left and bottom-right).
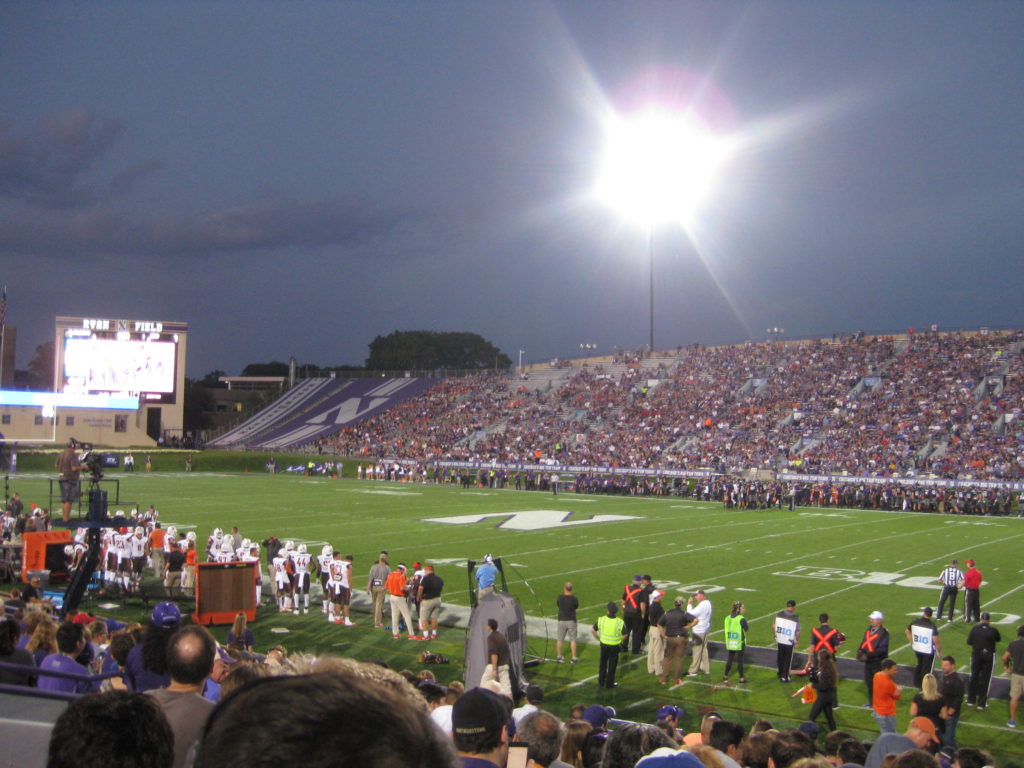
[
  {"x1": 0, "y1": 109, "x2": 420, "y2": 259},
  {"x1": 0, "y1": 197, "x2": 419, "y2": 258},
  {"x1": 0, "y1": 108, "x2": 126, "y2": 209}
]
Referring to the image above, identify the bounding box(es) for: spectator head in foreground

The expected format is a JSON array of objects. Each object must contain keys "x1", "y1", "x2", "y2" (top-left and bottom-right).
[
  {"x1": 167, "y1": 625, "x2": 217, "y2": 686},
  {"x1": 602, "y1": 722, "x2": 677, "y2": 768},
  {"x1": 517, "y1": 710, "x2": 567, "y2": 768},
  {"x1": 47, "y1": 690, "x2": 174, "y2": 768},
  {"x1": 452, "y1": 686, "x2": 513, "y2": 765},
  {"x1": 195, "y1": 667, "x2": 458, "y2": 768}
]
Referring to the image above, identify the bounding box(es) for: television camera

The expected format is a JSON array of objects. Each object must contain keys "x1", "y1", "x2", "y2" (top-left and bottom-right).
[{"x1": 71, "y1": 439, "x2": 105, "y2": 482}]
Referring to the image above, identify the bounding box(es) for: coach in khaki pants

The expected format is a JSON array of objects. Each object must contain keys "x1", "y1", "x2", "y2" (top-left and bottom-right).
[{"x1": 646, "y1": 590, "x2": 666, "y2": 677}]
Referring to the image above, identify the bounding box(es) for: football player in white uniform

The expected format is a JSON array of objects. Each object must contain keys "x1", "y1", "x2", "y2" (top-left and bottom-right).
[
  {"x1": 215, "y1": 541, "x2": 235, "y2": 563},
  {"x1": 64, "y1": 542, "x2": 87, "y2": 574},
  {"x1": 242, "y1": 544, "x2": 262, "y2": 604},
  {"x1": 273, "y1": 546, "x2": 294, "y2": 612},
  {"x1": 327, "y1": 552, "x2": 355, "y2": 626},
  {"x1": 101, "y1": 529, "x2": 117, "y2": 588},
  {"x1": 317, "y1": 545, "x2": 334, "y2": 613},
  {"x1": 115, "y1": 529, "x2": 133, "y2": 593},
  {"x1": 130, "y1": 527, "x2": 149, "y2": 588},
  {"x1": 291, "y1": 544, "x2": 313, "y2": 614},
  {"x1": 207, "y1": 527, "x2": 223, "y2": 562}
]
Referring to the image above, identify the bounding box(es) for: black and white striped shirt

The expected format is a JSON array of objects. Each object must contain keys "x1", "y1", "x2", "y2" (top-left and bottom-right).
[{"x1": 939, "y1": 566, "x2": 963, "y2": 587}]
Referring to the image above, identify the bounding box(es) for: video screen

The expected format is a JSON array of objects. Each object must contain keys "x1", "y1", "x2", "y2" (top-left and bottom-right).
[{"x1": 63, "y1": 337, "x2": 176, "y2": 394}]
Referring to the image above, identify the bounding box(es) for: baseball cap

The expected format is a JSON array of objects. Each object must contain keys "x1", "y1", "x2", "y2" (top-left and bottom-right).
[
  {"x1": 216, "y1": 645, "x2": 238, "y2": 664},
  {"x1": 923, "y1": 607, "x2": 933, "y2": 616},
  {"x1": 633, "y1": 574, "x2": 643, "y2": 582},
  {"x1": 657, "y1": 704, "x2": 685, "y2": 720},
  {"x1": 525, "y1": 684, "x2": 544, "y2": 703},
  {"x1": 453, "y1": 687, "x2": 511, "y2": 737},
  {"x1": 582, "y1": 704, "x2": 615, "y2": 729},
  {"x1": 651, "y1": 590, "x2": 664, "y2": 600},
  {"x1": 151, "y1": 601, "x2": 181, "y2": 629},
  {"x1": 868, "y1": 610, "x2": 884, "y2": 620},
  {"x1": 950, "y1": 558, "x2": 958, "y2": 564},
  {"x1": 910, "y1": 716, "x2": 940, "y2": 744},
  {"x1": 674, "y1": 596, "x2": 685, "y2": 607},
  {"x1": 981, "y1": 612, "x2": 991, "y2": 620},
  {"x1": 413, "y1": 562, "x2": 421, "y2": 569},
  {"x1": 397, "y1": 563, "x2": 407, "y2": 571},
  {"x1": 965, "y1": 559, "x2": 975, "y2": 566},
  {"x1": 636, "y1": 751, "x2": 704, "y2": 768}
]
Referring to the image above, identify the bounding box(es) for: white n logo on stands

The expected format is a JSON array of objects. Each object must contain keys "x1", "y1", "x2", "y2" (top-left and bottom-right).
[{"x1": 423, "y1": 510, "x2": 638, "y2": 531}]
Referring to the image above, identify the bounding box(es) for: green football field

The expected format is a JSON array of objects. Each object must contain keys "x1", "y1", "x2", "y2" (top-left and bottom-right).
[{"x1": 6, "y1": 471, "x2": 1023, "y2": 759}]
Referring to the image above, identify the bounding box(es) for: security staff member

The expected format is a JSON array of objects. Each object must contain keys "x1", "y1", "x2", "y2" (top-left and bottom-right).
[
  {"x1": 936, "y1": 559, "x2": 964, "y2": 622},
  {"x1": 592, "y1": 601, "x2": 627, "y2": 689},
  {"x1": 723, "y1": 601, "x2": 749, "y2": 684},
  {"x1": 774, "y1": 600, "x2": 800, "y2": 683},
  {"x1": 807, "y1": 613, "x2": 844, "y2": 706},
  {"x1": 905, "y1": 607, "x2": 941, "y2": 688},
  {"x1": 966, "y1": 612, "x2": 1001, "y2": 709},
  {"x1": 621, "y1": 575, "x2": 647, "y2": 654},
  {"x1": 809, "y1": 613, "x2": 844, "y2": 659},
  {"x1": 859, "y1": 610, "x2": 890, "y2": 705},
  {"x1": 962, "y1": 559, "x2": 983, "y2": 623}
]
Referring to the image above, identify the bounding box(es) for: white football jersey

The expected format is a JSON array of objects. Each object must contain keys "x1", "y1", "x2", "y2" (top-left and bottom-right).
[{"x1": 130, "y1": 536, "x2": 147, "y2": 558}]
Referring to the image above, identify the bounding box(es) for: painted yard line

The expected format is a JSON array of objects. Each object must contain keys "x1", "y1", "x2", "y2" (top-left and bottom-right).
[
  {"x1": 625, "y1": 698, "x2": 655, "y2": 709},
  {"x1": 983, "y1": 581, "x2": 1024, "y2": 608},
  {"x1": 535, "y1": 514, "x2": 912, "y2": 588}
]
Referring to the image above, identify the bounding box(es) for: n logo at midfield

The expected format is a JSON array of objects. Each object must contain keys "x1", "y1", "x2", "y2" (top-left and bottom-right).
[{"x1": 423, "y1": 510, "x2": 639, "y2": 531}]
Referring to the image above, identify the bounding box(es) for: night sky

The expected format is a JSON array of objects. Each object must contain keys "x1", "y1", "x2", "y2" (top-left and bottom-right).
[{"x1": 2, "y1": 2, "x2": 1021, "y2": 377}]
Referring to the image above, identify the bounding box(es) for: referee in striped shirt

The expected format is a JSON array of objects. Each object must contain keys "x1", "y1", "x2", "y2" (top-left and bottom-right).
[{"x1": 936, "y1": 559, "x2": 965, "y2": 622}]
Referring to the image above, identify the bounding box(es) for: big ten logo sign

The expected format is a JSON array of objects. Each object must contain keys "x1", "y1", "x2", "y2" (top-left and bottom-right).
[
  {"x1": 778, "y1": 565, "x2": 938, "y2": 588},
  {"x1": 782, "y1": 566, "x2": 1020, "y2": 625}
]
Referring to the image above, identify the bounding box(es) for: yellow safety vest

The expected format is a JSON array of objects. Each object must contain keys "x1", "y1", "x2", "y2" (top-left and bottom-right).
[{"x1": 597, "y1": 615, "x2": 625, "y2": 645}]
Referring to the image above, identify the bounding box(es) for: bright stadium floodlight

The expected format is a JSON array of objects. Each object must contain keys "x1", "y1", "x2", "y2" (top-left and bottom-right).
[
  {"x1": 595, "y1": 108, "x2": 732, "y2": 351},
  {"x1": 595, "y1": 108, "x2": 730, "y2": 226}
]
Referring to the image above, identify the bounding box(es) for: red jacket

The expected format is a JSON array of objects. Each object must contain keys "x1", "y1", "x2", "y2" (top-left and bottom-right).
[{"x1": 963, "y1": 567, "x2": 982, "y2": 589}]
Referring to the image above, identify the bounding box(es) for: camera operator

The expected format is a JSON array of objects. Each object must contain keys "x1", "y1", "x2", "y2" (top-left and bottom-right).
[{"x1": 55, "y1": 439, "x2": 88, "y2": 523}]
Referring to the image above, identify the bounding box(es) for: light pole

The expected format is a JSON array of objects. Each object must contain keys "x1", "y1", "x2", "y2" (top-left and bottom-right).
[
  {"x1": 595, "y1": 108, "x2": 732, "y2": 357},
  {"x1": 648, "y1": 225, "x2": 654, "y2": 352}
]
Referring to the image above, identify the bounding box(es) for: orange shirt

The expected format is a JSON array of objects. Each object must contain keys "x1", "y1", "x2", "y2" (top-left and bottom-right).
[
  {"x1": 185, "y1": 549, "x2": 198, "y2": 567},
  {"x1": 872, "y1": 672, "x2": 901, "y2": 715},
  {"x1": 150, "y1": 529, "x2": 166, "y2": 549},
  {"x1": 385, "y1": 570, "x2": 408, "y2": 597}
]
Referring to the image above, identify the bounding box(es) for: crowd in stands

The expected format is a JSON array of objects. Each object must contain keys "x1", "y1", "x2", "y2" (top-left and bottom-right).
[
  {"x1": 317, "y1": 330, "x2": 1024, "y2": 484},
  {"x1": 2, "y1": 593, "x2": 1007, "y2": 768}
]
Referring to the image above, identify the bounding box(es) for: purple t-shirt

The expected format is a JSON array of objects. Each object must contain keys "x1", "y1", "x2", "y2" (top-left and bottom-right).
[{"x1": 37, "y1": 653, "x2": 94, "y2": 694}]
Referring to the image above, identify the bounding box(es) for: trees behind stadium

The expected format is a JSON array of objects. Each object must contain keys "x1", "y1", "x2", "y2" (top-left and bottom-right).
[{"x1": 365, "y1": 330, "x2": 511, "y2": 371}]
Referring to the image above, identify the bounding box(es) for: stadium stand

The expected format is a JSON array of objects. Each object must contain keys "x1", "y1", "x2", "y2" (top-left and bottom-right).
[
  {"x1": 316, "y1": 330, "x2": 1024, "y2": 482},
  {"x1": 207, "y1": 377, "x2": 337, "y2": 447}
]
